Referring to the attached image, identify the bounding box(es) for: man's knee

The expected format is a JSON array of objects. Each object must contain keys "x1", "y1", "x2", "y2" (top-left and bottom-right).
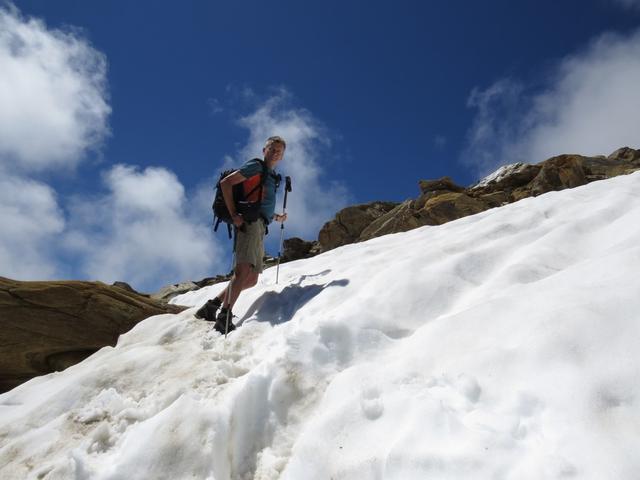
[
  {"x1": 245, "y1": 272, "x2": 259, "y2": 288},
  {"x1": 234, "y1": 263, "x2": 251, "y2": 281}
]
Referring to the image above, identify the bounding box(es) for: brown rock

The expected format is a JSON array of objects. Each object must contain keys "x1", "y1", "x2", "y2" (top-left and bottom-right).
[
  {"x1": 112, "y1": 281, "x2": 142, "y2": 295},
  {"x1": 417, "y1": 192, "x2": 488, "y2": 225},
  {"x1": 478, "y1": 191, "x2": 510, "y2": 208},
  {"x1": 282, "y1": 237, "x2": 319, "y2": 262},
  {"x1": 418, "y1": 176, "x2": 464, "y2": 194},
  {"x1": 318, "y1": 201, "x2": 399, "y2": 251},
  {"x1": 359, "y1": 201, "x2": 424, "y2": 241},
  {"x1": 580, "y1": 147, "x2": 640, "y2": 180},
  {"x1": 608, "y1": 146, "x2": 640, "y2": 162},
  {"x1": 0, "y1": 277, "x2": 185, "y2": 393},
  {"x1": 511, "y1": 186, "x2": 534, "y2": 202},
  {"x1": 529, "y1": 155, "x2": 587, "y2": 196},
  {"x1": 360, "y1": 193, "x2": 488, "y2": 240},
  {"x1": 151, "y1": 281, "x2": 200, "y2": 302},
  {"x1": 470, "y1": 163, "x2": 541, "y2": 194}
]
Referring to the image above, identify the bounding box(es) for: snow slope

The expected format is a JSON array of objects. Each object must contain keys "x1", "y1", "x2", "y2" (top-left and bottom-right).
[{"x1": 1, "y1": 172, "x2": 640, "y2": 480}]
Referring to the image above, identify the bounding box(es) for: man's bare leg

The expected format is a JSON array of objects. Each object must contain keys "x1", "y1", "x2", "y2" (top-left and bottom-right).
[{"x1": 216, "y1": 263, "x2": 259, "y2": 311}]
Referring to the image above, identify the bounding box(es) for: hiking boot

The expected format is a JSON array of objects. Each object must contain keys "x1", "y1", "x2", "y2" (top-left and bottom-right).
[
  {"x1": 215, "y1": 308, "x2": 236, "y2": 334},
  {"x1": 195, "y1": 298, "x2": 222, "y2": 322}
]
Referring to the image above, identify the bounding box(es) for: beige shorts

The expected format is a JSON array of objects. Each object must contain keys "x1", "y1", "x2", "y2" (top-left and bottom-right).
[{"x1": 234, "y1": 220, "x2": 266, "y2": 273}]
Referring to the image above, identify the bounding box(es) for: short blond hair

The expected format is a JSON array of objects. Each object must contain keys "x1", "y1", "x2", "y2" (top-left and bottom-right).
[{"x1": 265, "y1": 136, "x2": 286, "y2": 149}]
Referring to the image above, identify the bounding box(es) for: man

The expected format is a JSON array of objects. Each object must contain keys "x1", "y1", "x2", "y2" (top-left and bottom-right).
[{"x1": 196, "y1": 136, "x2": 288, "y2": 333}]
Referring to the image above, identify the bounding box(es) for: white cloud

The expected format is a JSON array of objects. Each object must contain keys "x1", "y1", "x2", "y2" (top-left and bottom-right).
[
  {"x1": 0, "y1": 3, "x2": 111, "y2": 282},
  {"x1": 464, "y1": 29, "x2": 640, "y2": 177},
  {"x1": 229, "y1": 88, "x2": 351, "y2": 243},
  {"x1": 0, "y1": 172, "x2": 65, "y2": 278},
  {"x1": 0, "y1": 4, "x2": 110, "y2": 172},
  {"x1": 0, "y1": 6, "x2": 221, "y2": 291},
  {"x1": 64, "y1": 165, "x2": 222, "y2": 292}
]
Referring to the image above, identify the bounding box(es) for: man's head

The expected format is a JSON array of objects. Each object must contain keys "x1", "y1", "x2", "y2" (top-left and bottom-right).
[{"x1": 263, "y1": 136, "x2": 286, "y2": 167}]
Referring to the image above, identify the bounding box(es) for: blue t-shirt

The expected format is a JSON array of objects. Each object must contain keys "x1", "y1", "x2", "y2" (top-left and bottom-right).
[{"x1": 238, "y1": 158, "x2": 278, "y2": 224}]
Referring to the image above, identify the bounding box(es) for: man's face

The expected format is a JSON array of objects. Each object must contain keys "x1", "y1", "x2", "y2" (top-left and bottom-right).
[{"x1": 263, "y1": 142, "x2": 285, "y2": 166}]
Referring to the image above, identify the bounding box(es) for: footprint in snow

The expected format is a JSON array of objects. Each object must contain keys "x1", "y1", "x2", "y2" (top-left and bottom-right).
[{"x1": 360, "y1": 386, "x2": 384, "y2": 420}]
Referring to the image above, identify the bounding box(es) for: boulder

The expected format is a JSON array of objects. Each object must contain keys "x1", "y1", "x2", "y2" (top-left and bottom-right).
[
  {"x1": 112, "y1": 281, "x2": 144, "y2": 296},
  {"x1": 478, "y1": 191, "x2": 510, "y2": 208},
  {"x1": 0, "y1": 277, "x2": 185, "y2": 393},
  {"x1": 470, "y1": 162, "x2": 541, "y2": 194},
  {"x1": 318, "y1": 201, "x2": 399, "y2": 251},
  {"x1": 418, "y1": 176, "x2": 465, "y2": 195},
  {"x1": 151, "y1": 281, "x2": 200, "y2": 302},
  {"x1": 608, "y1": 146, "x2": 640, "y2": 163},
  {"x1": 360, "y1": 200, "x2": 424, "y2": 241},
  {"x1": 417, "y1": 192, "x2": 489, "y2": 225},
  {"x1": 527, "y1": 155, "x2": 588, "y2": 196},
  {"x1": 355, "y1": 192, "x2": 488, "y2": 242},
  {"x1": 580, "y1": 147, "x2": 640, "y2": 180},
  {"x1": 282, "y1": 237, "x2": 320, "y2": 262}
]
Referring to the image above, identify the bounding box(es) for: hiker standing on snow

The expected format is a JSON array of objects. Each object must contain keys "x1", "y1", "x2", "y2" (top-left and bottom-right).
[{"x1": 196, "y1": 136, "x2": 288, "y2": 332}]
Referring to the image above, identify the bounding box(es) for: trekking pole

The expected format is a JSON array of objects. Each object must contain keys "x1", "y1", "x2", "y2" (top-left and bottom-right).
[
  {"x1": 224, "y1": 228, "x2": 238, "y2": 339},
  {"x1": 276, "y1": 176, "x2": 292, "y2": 284}
]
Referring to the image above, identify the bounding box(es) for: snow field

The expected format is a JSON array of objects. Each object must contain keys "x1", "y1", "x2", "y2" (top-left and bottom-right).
[{"x1": 1, "y1": 171, "x2": 639, "y2": 479}]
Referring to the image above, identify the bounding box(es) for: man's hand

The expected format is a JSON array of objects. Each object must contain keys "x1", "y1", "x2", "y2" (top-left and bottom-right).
[
  {"x1": 220, "y1": 171, "x2": 247, "y2": 229},
  {"x1": 232, "y1": 213, "x2": 244, "y2": 227},
  {"x1": 274, "y1": 213, "x2": 288, "y2": 223}
]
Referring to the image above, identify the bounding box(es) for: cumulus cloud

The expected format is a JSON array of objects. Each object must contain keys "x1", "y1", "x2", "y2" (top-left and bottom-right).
[
  {"x1": 0, "y1": 4, "x2": 109, "y2": 281},
  {"x1": 0, "y1": 4, "x2": 110, "y2": 172},
  {"x1": 64, "y1": 165, "x2": 221, "y2": 291},
  {"x1": 0, "y1": 172, "x2": 65, "y2": 278},
  {"x1": 0, "y1": 5, "x2": 220, "y2": 291},
  {"x1": 464, "y1": 28, "x2": 640, "y2": 177},
  {"x1": 227, "y1": 88, "x2": 350, "y2": 243}
]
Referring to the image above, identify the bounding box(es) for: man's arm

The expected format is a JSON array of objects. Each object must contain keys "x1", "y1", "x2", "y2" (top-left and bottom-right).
[{"x1": 220, "y1": 171, "x2": 246, "y2": 226}]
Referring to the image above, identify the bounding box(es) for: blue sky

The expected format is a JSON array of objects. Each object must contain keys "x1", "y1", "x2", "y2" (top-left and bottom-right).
[{"x1": 2, "y1": 0, "x2": 640, "y2": 291}]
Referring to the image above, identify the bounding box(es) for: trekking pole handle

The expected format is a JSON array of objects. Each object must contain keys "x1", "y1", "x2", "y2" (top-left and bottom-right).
[
  {"x1": 283, "y1": 176, "x2": 292, "y2": 211},
  {"x1": 281, "y1": 176, "x2": 292, "y2": 229}
]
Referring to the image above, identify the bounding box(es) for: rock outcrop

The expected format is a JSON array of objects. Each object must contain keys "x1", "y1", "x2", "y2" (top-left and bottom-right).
[
  {"x1": 317, "y1": 201, "x2": 399, "y2": 251},
  {"x1": 282, "y1": 237, "x2": 321, "y2": 262},
  {"x1": 317, "y1": 147, "x2": 640, "y2": 252},
  {"x1": 150, "y1": 275, "x2": 235, "y2": 302},
  {"x1": 151, "y1": 281, "x2": 201, "y2": 302},
  {"x1": 0, "y1": 277, "x2": 185, "y2": 393}
]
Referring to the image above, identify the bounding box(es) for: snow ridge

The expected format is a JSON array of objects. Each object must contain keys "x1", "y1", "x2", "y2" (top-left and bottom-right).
[{"x1": 1, "y1": 172, "x2": 640, "y2": 479}]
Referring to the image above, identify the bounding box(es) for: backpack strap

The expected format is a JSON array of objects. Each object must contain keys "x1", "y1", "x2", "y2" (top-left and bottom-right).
[{"x1": 243, "y1": 159, "x2": 269, "y2": 200}]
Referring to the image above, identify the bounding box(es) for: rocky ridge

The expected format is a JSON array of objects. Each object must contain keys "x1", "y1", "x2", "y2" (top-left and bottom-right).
[{"x1": 314, "y1": 147, "x2": 640, "y2": 252}]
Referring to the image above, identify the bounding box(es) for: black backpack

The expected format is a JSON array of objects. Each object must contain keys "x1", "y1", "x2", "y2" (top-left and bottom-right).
[{"x1": 212, "y1": 159, "x2": 280, "y2": 237}]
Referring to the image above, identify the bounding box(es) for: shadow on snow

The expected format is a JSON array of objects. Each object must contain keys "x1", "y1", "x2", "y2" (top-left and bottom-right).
[{"x1": 238, "y1": 273, "x2": 349, "y2": 326}]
